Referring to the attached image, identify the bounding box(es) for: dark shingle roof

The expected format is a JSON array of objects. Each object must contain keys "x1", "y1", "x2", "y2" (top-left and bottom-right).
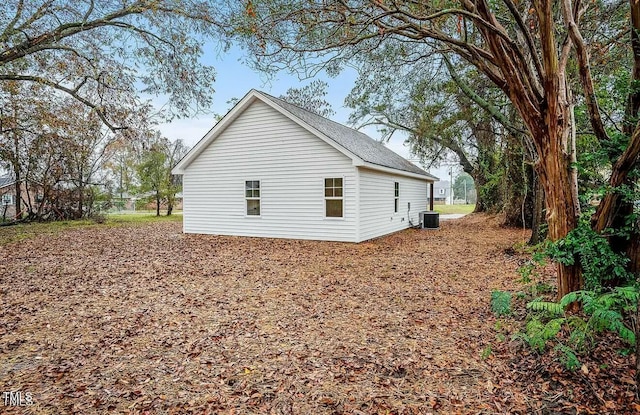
[
  {"x1": 0, "y1": 173, "x2": 15, "y2": 188},
  {"x1": 258, "y1": 91, "x2": 437, "y2": 179}
]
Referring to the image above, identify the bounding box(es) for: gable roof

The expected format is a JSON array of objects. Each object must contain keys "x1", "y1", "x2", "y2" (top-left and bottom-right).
[{"x1": 173, "y1": 89, "x2": 438, "y2": 181}]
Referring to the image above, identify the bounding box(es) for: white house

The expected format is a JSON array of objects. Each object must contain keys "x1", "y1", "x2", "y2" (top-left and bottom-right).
[
  {"x1": 172, "y1": 90, "x2": 439, "y2": 242},
  {"x1": 433, "y1": 180, "x2": 451, "y2": 205}
]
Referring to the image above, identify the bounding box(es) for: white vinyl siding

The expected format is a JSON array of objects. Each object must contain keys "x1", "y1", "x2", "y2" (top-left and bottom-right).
[
  {"x1": 182, "y1": 100, "x2": 358, "y2": 242},
  {"x1": 358, "y1": 168, "x2": 429, "y2": 242}
]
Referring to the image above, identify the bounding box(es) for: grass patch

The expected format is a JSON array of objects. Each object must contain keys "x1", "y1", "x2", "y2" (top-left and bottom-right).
[
  {"x1": 433, "y1": 204, "x2": 475, "y2": 214},
  {"x1": 107, "y1": 212, "x2": 183, "y2": 224},
  {"x1": 0, "y1": 212, "x2": 182, "y2": 246}
]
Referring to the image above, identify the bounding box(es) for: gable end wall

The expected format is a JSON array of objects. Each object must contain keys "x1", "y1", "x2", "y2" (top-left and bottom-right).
[{"x1": 182, "y1": 100, "x2": 358, "y2": 242}]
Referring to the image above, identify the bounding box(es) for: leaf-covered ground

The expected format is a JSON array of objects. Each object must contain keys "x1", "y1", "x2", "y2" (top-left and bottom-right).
[{"x1": 0, "y1": 215, "x2": 636, "y2": 414}]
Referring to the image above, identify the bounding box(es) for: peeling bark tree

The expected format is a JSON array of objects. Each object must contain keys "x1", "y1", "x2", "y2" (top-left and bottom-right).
[{"x1": 234, "y1": 0, "x2": 640, "y2": 299}]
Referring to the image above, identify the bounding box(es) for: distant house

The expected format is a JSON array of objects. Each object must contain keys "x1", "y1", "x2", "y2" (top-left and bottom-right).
[
  {"x1": 0, "y1": 174, "x2": 42, "y2": 220},
  {"x1": 0, "y1": 173, "x2": 27, "y2": 222},
  {"x1": 0, "y1": 173, "x2": 19, "y2": 220},
  {"x1": 173, "y1": 89, "x2": 439, "y2": 242},
  {"x1": 433, "y1": 180, "x2": 451, "y2": 205}
]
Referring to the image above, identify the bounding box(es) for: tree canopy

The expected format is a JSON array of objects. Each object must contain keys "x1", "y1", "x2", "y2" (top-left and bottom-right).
[{"x1": 1, "y1": 0, "x2": 229, "y2": 129}]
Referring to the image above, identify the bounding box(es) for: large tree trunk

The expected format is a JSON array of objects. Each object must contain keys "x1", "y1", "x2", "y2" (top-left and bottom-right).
[
  {"x1": 535, "y1": 129, "x2": 582, "y2": 299},
  {"x1": 515, "y1": 1, "x2": 582, "y2": 300},
  {"x1": 471, "y1": 172, "x2": 488, "y2": 213},
  {"x1": 155, "y1": 193, "x2": 161, "y2": 217}
]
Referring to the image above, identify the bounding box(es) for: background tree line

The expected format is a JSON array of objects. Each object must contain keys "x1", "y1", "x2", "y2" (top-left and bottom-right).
[
  {"x1": 0, "y1": 1, "x2": 227, "y2": 220},
  {"x1": 0, "y1": 81, "x2": 188, "y2": 220}
]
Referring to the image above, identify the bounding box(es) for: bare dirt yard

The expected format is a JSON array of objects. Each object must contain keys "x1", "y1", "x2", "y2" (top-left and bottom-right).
[{"x1": 0, "y1": 215, "x2": 636, "y2": 414}]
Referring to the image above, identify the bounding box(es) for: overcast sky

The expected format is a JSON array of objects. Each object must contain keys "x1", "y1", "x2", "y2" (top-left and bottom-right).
[{"x1": 154, "y1": 45, "x2": 456, "y2": 181}]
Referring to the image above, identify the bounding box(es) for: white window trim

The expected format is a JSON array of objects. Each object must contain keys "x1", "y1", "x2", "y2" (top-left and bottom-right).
[
  {"x1": 244, "y1": 180, "x2": 261, "y2": 217},
  {"x1": 394, "y1": 181, "x2": 399, "y2": 214},
  {"x1": 323, "y1": 177, "x2": 344, "y2": 220},
  {"x1": 1, "y1": 194, "x2": 13, "y2": 206}
]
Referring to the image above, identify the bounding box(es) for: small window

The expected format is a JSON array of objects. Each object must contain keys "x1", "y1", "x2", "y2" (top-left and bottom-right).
[
  {"x1": 324, "y1": 178, "x2": 343, "y2": 218},
  {"x1": 245, "y1": 180, "x2": 260, "y2": 216},
  {"x1": 2, "y1": 194, "x2": 13, "y2": 206},
  {"x1": 394, "y1": 182, "x2": 399, "y2": 213},
  {"x1": 439, "y1": 188, "x2": 445, "y2": 195}
]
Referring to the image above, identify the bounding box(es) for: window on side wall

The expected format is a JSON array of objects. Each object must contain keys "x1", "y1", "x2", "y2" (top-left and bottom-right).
[
  {"x1": 394, "y1": 182, "x2": 399, "y2": 213},
  {"x1": 324, "y1": 178, "x2": 343, "y2": 218},
  {"x1": 245, "y1": 180, "x2": 260, "y2": 216},
  {"x1": 1, "y1": 194, "x2": 13, "y2": 206}
]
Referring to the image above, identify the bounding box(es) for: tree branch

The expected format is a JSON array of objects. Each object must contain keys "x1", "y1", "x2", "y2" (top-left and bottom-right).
[
  {"x1": 443, "y1": 55, "x2": 528, "y2": 138},
  {"x1": 501, "y1": 0, "x2": 544, "y2": 82},
  {"x1": 561, "y1": 0, "x2": 610, "y2": 142},
  {"x1": 0, "y1": 74, "x2": 125, "y2": 132}
]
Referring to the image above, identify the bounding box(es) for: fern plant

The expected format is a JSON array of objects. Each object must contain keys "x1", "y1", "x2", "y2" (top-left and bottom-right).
[
  {"x1": 491, "y1": 290, "x2": 512, "y2": 316},
  {"x1": 520, "y1": 286, "x2": 638, "y2": 370}
]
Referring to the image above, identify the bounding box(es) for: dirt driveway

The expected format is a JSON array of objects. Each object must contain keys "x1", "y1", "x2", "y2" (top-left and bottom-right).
[{"x1": 0, "y1": 215, "x2": 531, "y2": 414}]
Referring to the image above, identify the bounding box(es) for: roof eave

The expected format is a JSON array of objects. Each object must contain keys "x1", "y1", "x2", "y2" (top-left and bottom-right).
[
  {"x1": 359, "y1": 162, "x2": 438, "y2": 181},
  {"x1": 173, "y1": 89, "x2": 367, "y2": 174},
  {"x1": 253, "y1": 91, "x2": 366, "y2": 166}
]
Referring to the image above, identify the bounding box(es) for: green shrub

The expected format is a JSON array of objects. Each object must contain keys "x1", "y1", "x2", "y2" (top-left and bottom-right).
[
  {"x1": 545, "y1": 221, "x2": 633, "y2": 290},
  {"x1": 491, "y1": 290, "x2": 512, "y2": 316},
  {"x1": 555, "y1": 344, "x2": 581, "y2": 371},
  {"x1": 519, "y1": 287, "x2": 638, "y2": 370}
]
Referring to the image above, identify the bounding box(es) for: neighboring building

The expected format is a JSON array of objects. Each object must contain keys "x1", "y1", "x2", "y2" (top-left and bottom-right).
[
  {"x1": 0, "y1": 173, "x2": 17, "y2": 220},
  {"x1": 0, "y1": 173, "x2": 33, "y2": 220},
  {"x1": 433, "y1": 180, "x2": 451, "y2": 205},
  {"x1": 173, "y1": 89, "x2": 439, "y2": 242}
]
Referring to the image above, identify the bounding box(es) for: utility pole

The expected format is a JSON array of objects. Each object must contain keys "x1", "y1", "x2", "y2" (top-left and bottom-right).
[
  {"x1": 449, "y1": 166, "x2": 453, "y2": 205},
  {"x1": 464, "y1": 178, "x2": 468, "y2": 204}
]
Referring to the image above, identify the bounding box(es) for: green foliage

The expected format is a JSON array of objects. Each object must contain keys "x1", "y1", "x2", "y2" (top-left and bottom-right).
[
  {"x1": 279, "y1": 80, "x2": 335, "y2": 117},
  {"x1": 545, "y1": 219, "x2": 633, "y2": 290},
  {"x1": 477, "y1": 162, "x2": 504, "y2": 213},
  {"x1": 519, "y1": 287, "x2": 638, "y2": 370},
  {"x1": 527, "y1": 299, "x2": 564, "y2": 316},
  {"x1": 554, "y1": 344, "x2": 581, "y2": 371},
  {"x1": 490, "y1": 290, "x2": 512, "y2": 316},
  {"x1": 517, "y1": 243, "x2": 553, "y2": 297},
  {"x1": 521, "y1": 317, "x2": 563, "y2": 352},
  {"x1": 136, "y1": 138, "x2": 187, "y2": 216},
  {"x1": 137, "y1": 149, "x2": 169, "y2": 195},
  {"x1": 452, "y1": 173, "x2": 475, "y2": 203}
]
